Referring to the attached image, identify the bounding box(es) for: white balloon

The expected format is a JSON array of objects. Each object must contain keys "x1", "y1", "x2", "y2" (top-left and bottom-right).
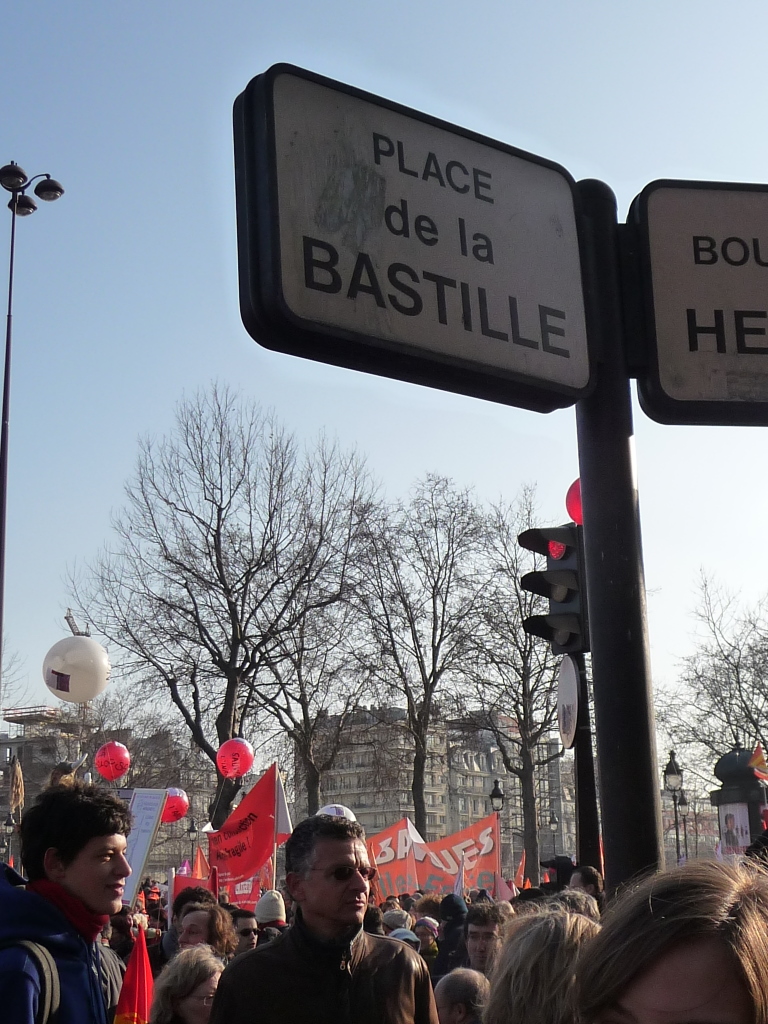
[
  {"x1": 317, "y1": 803, "x2": 357, "y2": 821},
  {"x1": 42, "y1": 636, "x2": 111, "y2": 704}
]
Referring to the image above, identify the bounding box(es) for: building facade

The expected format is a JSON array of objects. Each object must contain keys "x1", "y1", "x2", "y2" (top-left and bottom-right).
[{"x1": 309, "y1": 705, "x2": 576, "y2": 875}]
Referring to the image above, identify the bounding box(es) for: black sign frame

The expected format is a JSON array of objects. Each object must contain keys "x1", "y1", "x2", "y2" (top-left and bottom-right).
[
  {"x1": 632, "y1": 178, "x2": 768, "y2": 426},
  {"x1": 233, "y1": 63, "x2": 596, "y2": 414}
]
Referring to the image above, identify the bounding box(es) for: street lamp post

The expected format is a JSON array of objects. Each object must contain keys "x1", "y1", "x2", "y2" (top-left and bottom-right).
[
  {"x1": 0, "y1": 162, "x2": 64, "y2": 689},
  {"x1": 490, "y1": 779, "x2": 504, "y2": 872},
  {"x1": 187, "y1": 818, "x2": 198, "y2": 866},
  {"x1": 678, "y1": 788, "x2": 689, "y2": 861},
  {"x1": 549, "y1": 810, "x2": 559, "y2": 857},
  {"x1": 663, "y1": 750, "x2": 683, "y2": 865}
]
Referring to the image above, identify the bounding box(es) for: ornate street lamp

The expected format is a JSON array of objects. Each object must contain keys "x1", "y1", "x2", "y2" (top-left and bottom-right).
[
  {"x1": 187, "y1": 817, "x2": 199, "y2": 864},
  {"x1": 490, "y1": 780, "x2": 504, "y2": 813},
  {"x1": 549, "y1": 810, "x2": 559, "y2": 857},
  {"x1": 678, "y1": 787, "x2": 689, "y2": 861},
  {"x1": 663, "y1": 751, "x2": 683, "y2": 864},
  {"x1": 0, "y1": 162, "x2": 64, "y2": 689}
]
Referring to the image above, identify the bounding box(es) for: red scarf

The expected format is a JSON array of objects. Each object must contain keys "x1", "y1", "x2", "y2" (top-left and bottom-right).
[{"x1": 27, "y1": 879, "x2": 109, "y2": 942}]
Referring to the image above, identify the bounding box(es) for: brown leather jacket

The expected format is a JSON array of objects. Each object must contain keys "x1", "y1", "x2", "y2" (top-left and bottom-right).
[{"x1": 210, "y1": 914, "x2": 438, "y2": 1024}]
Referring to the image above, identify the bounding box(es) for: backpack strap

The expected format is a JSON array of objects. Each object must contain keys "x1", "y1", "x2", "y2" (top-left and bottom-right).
[{"x1": 0, "y1": 939, "x2": 60, "y2": 1024}]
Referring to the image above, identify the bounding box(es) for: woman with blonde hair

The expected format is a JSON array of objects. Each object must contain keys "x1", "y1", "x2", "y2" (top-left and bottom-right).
[
  {"x1": 151, "y1": 945, "x2": 223, "y2": 1024},
  {"x1": 577, "y1": 861, "x2": 768, "y2": 1024},
  {"x1": 484, "y1": 910, "x2": 599, "y2": 1024}
]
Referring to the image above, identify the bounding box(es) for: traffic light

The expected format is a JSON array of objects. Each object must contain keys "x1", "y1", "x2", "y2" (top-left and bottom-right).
[{"x1": 517, "y1": 523, "x2": 589, "y2": 654}]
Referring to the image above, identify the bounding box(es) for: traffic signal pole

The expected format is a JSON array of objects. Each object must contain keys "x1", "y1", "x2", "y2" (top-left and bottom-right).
[
  {"x1": 574, "y1": 179, "x2": 664, "y2": 889},
  {"x1": 571, "y1": 652, "x2": 602, "y2": 871}
]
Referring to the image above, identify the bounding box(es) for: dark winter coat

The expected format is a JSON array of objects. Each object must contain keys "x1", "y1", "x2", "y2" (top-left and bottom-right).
[
  {"x1": 0, "y1": 865, "x2": 111, "y2": 1024},
  {"x1": 210, "y1": 911, "x2": 438, "y2": 1024}
]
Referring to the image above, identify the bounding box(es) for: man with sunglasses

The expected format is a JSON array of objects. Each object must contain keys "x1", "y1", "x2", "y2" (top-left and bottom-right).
[
  {"x1": 210, "y1": 814, "x2": 438, "y2": 1023},
  {"x1": 230, "y1": 909, "x2": 259, "y2": 955}
]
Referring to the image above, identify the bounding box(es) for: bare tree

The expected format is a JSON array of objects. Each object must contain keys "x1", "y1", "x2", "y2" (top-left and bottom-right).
[
  {"x1": 657, "y1": 573, "x2": 768, "y2": 778},
  {"x1": 357, "y1": 475, "x2": 487, "y2": 836},
  {"x1": 72, "y1": 386, "x2": 374, "y2": 825},
  {"x1": 458, "y1": 488, "x2": 563, "y2": 884}
]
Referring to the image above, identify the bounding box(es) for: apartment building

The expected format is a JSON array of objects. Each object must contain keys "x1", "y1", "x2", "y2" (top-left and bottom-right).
[{"x1": 310, "y1": 705, "x2": 576, "y2": 875}]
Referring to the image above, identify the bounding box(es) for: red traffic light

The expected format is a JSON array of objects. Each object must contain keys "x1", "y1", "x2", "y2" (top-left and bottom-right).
[{"x1": 548, "y1": 540, "x2": 567, "y2": 559}]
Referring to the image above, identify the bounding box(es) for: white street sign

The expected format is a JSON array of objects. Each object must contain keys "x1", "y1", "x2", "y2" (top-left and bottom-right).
[
  {"x1": 638, "y1": 180, "x2": 768, "y2": 424},
  {"x1": 235, "y1": 65, "x2": 592, "y2": 412},
  {"x1": 557, "y1": 655, "x2": 579, "y2": 750}
]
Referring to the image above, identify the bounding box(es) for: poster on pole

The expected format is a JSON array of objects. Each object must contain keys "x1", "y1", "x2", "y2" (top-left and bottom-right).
[
  {"x1": 122, "y1": 789, "x2": 166, "y2": 908},
  {"x1": 718, "y1": 802, "x2": 750, "y2": 856}
]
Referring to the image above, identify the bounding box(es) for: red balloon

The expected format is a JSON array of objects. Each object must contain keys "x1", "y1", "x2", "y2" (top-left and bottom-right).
[
  {"x1": 216, "y1": 738, "x2": 254, "y2": 779},
  {"x1": 161, "y1": 787, "x2": 189, "y2": 823},
  {"x1": 94, "y1": 741, "x2": 131, "y2": 781}
]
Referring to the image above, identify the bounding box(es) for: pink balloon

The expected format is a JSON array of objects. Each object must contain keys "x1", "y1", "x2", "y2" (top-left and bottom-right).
[
  {"x1": 216, "y1": 738, "x2": 254, "y2": 779},
  {"x1": 94, "y1": 741, "x2": 131, "y2": 781},
  {"x1": 161, "y1": 787, "x2": 189, "y2": 823}
]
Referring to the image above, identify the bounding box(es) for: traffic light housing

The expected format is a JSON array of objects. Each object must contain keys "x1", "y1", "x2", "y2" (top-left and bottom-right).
[{"x1": 517, "y1": 523, "x2": 589, "y2": 655}]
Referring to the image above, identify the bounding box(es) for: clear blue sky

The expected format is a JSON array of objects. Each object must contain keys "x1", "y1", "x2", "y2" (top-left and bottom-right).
[{"x1": 2, "y1": 0, "x2": 766, "y2": 711}]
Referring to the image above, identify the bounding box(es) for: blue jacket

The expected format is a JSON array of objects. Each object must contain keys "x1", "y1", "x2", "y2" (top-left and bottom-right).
[{"x1": 0, "y1": 864, "x2": 109, "y2": 1024}]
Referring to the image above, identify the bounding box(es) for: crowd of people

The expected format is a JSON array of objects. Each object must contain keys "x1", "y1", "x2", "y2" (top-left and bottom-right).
[{"x1": 1, "y1": 782, "x2": 767, "y2": 1024}]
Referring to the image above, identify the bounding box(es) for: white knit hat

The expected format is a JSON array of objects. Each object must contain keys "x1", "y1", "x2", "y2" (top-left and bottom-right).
[{"x1": 255, "y1": 889, "x2": 286, "y2": 924}]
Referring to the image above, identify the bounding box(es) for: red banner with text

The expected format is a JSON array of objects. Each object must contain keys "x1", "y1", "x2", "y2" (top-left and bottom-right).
[
  {"x1": 367, "y1": 813, "x2": 500, "y2": 896},
  {"x1": 208, "y1": 764, "x2": 278, "y2": 886}
]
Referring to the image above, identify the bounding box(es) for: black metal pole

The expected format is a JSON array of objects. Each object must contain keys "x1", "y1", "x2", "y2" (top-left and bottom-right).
[
  {"x1": 571, "y1": 652, "x2": 601, "y2": 869},
  {"x1": 0, "y1": 199, "x2": 16, "y2": 696},
  {"x1": 672, "y1": 793, "x2": 681, "y2": 864},
  {"x1": 682, "y1": 812, "x2": 689, "y2": 860},
  {"x1": 575, "y1": 179, "x2": 663, "y2": 891}
]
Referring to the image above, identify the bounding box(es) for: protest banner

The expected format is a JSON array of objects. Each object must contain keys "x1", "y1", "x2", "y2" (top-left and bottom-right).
[
  {"x1": 367, "y1": 818, "x2": 420, "y2": 897},
  {"x1": 207, "y1": 763, "x2": 293, "y2": 887},
  {"x1": 367, "y1": 813, "x2": 500, "y2": 895}
]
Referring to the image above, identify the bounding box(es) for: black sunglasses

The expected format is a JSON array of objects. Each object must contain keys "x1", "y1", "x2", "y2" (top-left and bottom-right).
[
  {"x1": 312, "y1": 865, "x2": 377, "y2": 883},
  {"x1": 238, "y1": 927, "x2": 259, "y2": 936}
]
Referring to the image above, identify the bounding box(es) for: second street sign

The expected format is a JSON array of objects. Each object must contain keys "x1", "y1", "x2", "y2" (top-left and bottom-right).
[
  {"x1": 634, "y1": 179, "x2": 768, "y2": 425},
  {"x1": 234, "y1": 65, "x2": 593, "y2": 412}
]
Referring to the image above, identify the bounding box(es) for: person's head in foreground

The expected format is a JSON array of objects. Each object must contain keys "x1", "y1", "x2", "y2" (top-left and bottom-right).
[
  {"x1": 20, "y1": 782, "x2": 133, "y2": 915},
  {"x1": 434, "y1": 968, "x2": 489, "y2": 1024},
  {"x1": 484, "y1": 909, "x2": 600, "y2": 1024},
  {"x1": 577, "y1": 861, "x2": 768, "y2": 1024},
  {"x1": 150, "y1": 944, "x2": 224, "y2": 1024},
  {"x1": 284, "y1": 813, "x2": 373, "y2": 940},
  {"x1": 177, "y1": 902, "x2": 237, "y2": 959},
  {"x1": 463, "y1": 902, "x2": 505, "y2": 975}
]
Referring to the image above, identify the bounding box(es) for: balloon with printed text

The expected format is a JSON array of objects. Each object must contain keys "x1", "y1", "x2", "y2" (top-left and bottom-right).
[
  {"x1": 161, "y1": 787, "x2": 190, "y2": 823},
  {"x1": 216, "y1": 738, "x2": 255, "y2": 779},
  {"x1": 94, "y1": 741, "x2": 131, "y2": 781}
]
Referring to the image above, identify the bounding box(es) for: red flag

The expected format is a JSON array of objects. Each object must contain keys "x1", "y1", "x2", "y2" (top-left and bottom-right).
[
  {"x1": 494, "y1": 873, "x2": 515, "y2": 900},
  {"x1": 208, "y1": 764, "x2": 279, "y2": 886},
  {"x1": 193, "y1": 846, "x2": 210, "y2": 879},
  {"x1": 749, "y1": 743, "x2": 768, "y2": 781},
  {"x1": 114, "y1": 924, "x2": 153, "y2": 1024},
  {"x1": 523, "y1": 878, "x2": 532, "y2": 889},
  {"x1": 513, "y1": 850, "x2": 526, "y2": 889},
  {"x1": 172, "y1": 874, "x2": 214, "y2": 905}
]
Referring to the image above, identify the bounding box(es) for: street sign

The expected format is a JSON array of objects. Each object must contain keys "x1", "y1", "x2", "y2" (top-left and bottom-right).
[
  {"x1": 633, "y1": 180, "x2": 768, "y2": 425},
  {"x1": 557, "y1": 655, "x2": 579, "y2": 749},
  {"x1": 234, "y1": 64, "x2": 593, "y2": 412}
]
